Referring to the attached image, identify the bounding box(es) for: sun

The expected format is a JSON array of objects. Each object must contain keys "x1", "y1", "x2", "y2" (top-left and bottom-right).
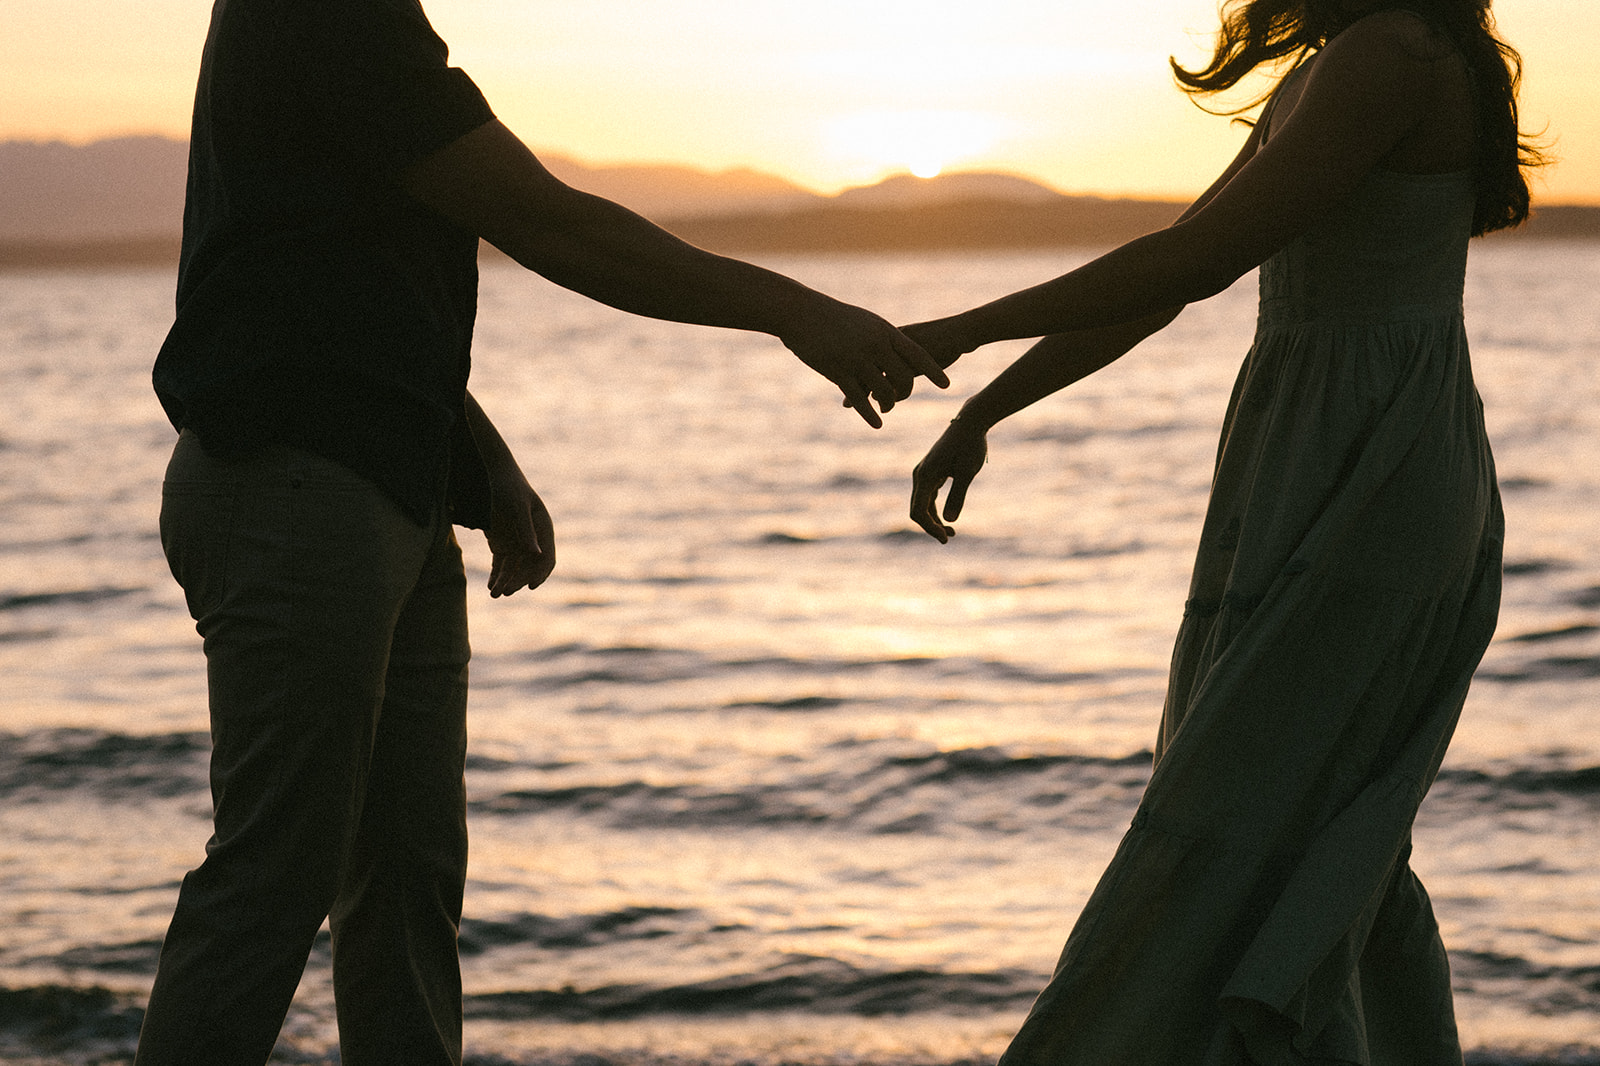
[{"x1": 825, "y1": 109, "x2": 1011, "y2": 183}]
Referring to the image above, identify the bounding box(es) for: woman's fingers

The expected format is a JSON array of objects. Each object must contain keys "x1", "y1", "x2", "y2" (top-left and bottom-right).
[{"x1": 910, "y1": 467, "x2": 954, "y2": 543}]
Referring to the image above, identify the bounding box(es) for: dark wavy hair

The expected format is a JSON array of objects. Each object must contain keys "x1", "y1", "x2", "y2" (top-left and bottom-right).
[{"x1": 1171, "y1": 0, "x2": 1544, "y2": 234}]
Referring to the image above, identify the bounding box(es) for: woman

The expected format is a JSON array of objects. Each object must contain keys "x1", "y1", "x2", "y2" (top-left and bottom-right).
[{"x1": 906, "y1": 1, "x2": 1541, "y2": 1062}]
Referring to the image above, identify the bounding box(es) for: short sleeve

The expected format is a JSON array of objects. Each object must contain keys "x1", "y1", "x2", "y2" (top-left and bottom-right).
[{"x1": 290, "y1": 0, "x2": 496, "y2": 177}]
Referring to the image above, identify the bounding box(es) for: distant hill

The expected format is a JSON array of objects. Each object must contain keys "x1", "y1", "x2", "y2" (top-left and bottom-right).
[
  {"x1": 540, "y1": 156, "x2": 819, "y2": 218},
  {"x1": 833, "y1": 171, "x2": 1064, "y2": 209},
  {"x1": 0, "y1": 136, "x2": 190, "y2": 243},
  {"x1": 1483, "y1": 204, "x2": 1600, "y2": 242},
  {"x1": 2, "y1": 135, "x2": 1596, "y2": 268},
  {"x1": 663, "y1": 195, "x2": 1186, "y2": 253}
]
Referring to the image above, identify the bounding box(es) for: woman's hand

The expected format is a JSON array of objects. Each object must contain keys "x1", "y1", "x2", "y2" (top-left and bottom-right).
[
  {"x1": 910, "y1": 416, "x2": 989, "y2": 543},
  {"x1": 900, "y1": 317, "x2": 978, "y2": 371},
  {"x1": 484, "y1": 473, "x2": 556, "y2": 597}
]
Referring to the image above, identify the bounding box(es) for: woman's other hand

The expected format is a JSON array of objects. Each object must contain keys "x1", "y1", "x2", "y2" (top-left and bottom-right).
[{"x1": 910, "y1": 416, "x2": 988, "y2": 543}]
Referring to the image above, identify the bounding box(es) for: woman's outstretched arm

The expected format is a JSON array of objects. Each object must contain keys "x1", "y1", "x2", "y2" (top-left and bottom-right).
[
  {"x1": 910, "y1": 10, "x2": 1448, "y2": 358},
  {"x1": 906, "y1": 11, "x2": 1461, "y2": 541}
]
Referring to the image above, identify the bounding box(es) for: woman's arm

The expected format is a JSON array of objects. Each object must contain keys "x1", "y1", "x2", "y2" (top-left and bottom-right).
[
  {"x1": 464, "y1": 390, "x2": 556, "y2": 597},
  {"x1": 917, "y1": 11, "x2": 1446, "y2": 354},
  {"x1": 904, "y1": 108, "x2": 1270, "y2": 542},
  {"x1": 909, "y1": 311, "x2": 1191, "y2": 541}
]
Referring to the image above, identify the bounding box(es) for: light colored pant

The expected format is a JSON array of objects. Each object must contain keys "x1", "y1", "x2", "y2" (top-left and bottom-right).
[{"x1": 137, "y1": 430, "x2": 470, "y2": 1066}]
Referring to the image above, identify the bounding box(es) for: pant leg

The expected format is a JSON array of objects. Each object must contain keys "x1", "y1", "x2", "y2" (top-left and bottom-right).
[
  {"x1": 137, "y1": 432, "x2": 441, "y2": 1066},
  {"x1": 330, "y1": 518, "x2": 471, "y2": 1066}
]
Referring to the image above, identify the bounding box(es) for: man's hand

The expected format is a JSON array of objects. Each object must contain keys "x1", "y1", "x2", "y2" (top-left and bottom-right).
[
  {"x1": 780, "y1": 297, "x2": 949, "y2": 428},
  {"x1": 485, "y1": 475, "x2": 556, "y2": 597},
  {"x1": 910, "y1": 416, "x2": 988, "y2": 543}
]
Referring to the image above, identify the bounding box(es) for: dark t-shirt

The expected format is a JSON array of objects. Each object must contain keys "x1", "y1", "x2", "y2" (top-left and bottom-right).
[{"x1": 154, "y1": 0, "x2": 496, "y2": 525}]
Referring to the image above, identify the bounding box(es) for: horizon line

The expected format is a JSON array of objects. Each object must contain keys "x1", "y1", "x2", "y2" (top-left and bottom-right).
[{"x1": 6, "y1": 132, "x2": 1599, "y2": 209}]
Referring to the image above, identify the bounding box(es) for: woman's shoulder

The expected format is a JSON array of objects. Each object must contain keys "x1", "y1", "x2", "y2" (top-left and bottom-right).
[
  {"x1": 1306, "y1": 7, "x2": 1475, "y2": 174},
  {"x1": 1302, "y1": 7, "x2": 1471, "y2": 121},
  {"x1": 1327, "y1": 7, "x2": 1461, "y2": 68},
  {"x1": 1273, "y1": 9, "x2": 1459, "y2": 125}
]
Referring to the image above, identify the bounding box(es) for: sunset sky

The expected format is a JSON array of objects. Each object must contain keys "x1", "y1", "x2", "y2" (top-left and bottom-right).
[{"x1": 4, "y1": 0, "x2": 1595, "y2": 203}]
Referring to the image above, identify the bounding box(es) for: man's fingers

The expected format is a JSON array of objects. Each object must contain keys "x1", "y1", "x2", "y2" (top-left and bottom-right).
[
  {"x1": 878, "y1": 356, "x2": 917, "y2": 401},
  {"x1": 845, "y1": 393, "x2": 884, "y2": 429},
  {"x1": 489, "y1": 552, "x2": 554, "y2": 598},
  {"x1": 898, "y1": 333, "x2": 950, "y2": 389},
  {"x1": 837, "y1": 373, "x2": 884, "y2": 428},
  {"x1": 872, "y1": 379, "x2": 897, "y2": 414}
]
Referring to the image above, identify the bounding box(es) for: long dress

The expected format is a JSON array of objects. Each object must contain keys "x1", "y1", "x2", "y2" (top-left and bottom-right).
[{"x1": 998, "y1": 165, "x2": 1503, "y2": 1066}]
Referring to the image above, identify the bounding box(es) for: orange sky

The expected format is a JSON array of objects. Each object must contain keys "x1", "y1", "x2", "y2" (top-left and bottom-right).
[{"x1": 3, "y1": 1, "x2": 1593, "y2": 203}]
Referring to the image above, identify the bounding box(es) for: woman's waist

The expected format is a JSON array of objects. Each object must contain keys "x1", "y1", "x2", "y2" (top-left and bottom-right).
[{"x1": 1254, "y1": 294, "x2": 1465, "y2": 330}]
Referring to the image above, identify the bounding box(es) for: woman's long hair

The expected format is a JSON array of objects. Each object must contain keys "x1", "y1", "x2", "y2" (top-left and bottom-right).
[{"x1": 1172, "y1": 0, "x2": 1544, "y2": 234}]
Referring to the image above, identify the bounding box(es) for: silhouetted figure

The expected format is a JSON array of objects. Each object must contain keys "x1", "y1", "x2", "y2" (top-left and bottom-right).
[
  {"x1": 906, "y1": 2, "x2": 1539, "y2": 1062},
  {"x1": 135, "y1": 2, "x2": 945, "y2": 1064}
]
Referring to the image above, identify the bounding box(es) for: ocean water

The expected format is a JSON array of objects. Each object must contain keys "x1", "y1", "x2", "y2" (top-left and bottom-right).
[{"x1": 1, "y1": 243, "x2": 1599, "y2": 1065}]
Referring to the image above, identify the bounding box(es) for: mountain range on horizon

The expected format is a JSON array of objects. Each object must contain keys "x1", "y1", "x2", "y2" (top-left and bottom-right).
[
  {"x1": 0, "y1": 135, "x2": 1086, "y2": 243},
  {"x1": 2, "y1": 135, "x2": 1595, "y2": 266}
]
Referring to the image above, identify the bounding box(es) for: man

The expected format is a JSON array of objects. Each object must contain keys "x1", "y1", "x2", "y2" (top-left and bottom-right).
[{"x1": 137, "y1": 2, "x2": 946, "y2": 1063}]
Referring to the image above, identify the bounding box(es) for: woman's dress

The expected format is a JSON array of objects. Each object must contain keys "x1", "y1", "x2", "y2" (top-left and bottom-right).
[{"x1": 999, "y1": 167, "x2": 1502, "y2": 1066}]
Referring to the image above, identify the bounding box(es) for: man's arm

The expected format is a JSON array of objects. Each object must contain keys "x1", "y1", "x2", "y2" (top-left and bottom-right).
[
  {"x1": 402, "y1": 120, "x2": 948, "y2": 427},
  {"x1": 464, "y1": 390, "x2": 555, "y2": 597}
]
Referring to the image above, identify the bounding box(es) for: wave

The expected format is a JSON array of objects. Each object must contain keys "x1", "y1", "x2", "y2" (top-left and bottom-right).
[
  {"x1": 26, "y1": 910, "x2": 704, "y2": 979},
  {"x1": 459, "y1": 907, "x2": 703, "y2": 956},
  {"x1": 481, "y1": 641, "x2": 1150, "y2": 693},
  {"x1": 469, "y1": 746, "x2": 1600, "y2": 833},
  {"x1": 0, "y1": 729, "x2": 206, "y2": 800},
  {"x1": 0, "y1": 626, "x2": 58, "y2": 644},
  {"x1": 0, "y1": 586, "x2": 144, "y2": 611},
  {"x1": 0, "y1": 983, "x2": 143, "y2": 1058},
  {"x1": 1454, "y1": 950, "x2": 1600, "y2": 1022},
  {"x1": 1480, "y1": 655, "x2": 1600, "y2": 683},
  {"x1": 6, "y1": 950, "x2": 1600, "y2": 1066},
  {"x1": 463, "y1": 955, "x2": 1039, "y2": 1021},
  {"x1": 1506, "y1": 624, "x2": 1600, "y2": 644},
  {"x1": 722, "y1": 695, "x2": 849, "y2": 712},
  {"x1": 1436, "y1": 763, "x2": 1600, "y2": 799},
  {"x1": 0, "y1": 727, "x2": 1150, "y2": 834},
  {"x1": 13, "y1": 727, "x2": 1600, "y2": 837},
  {"x1": 469, "y1": 746, "x2": 1153, "y2": 834},
  {"x1": 44, "y1": 940, "x2": 165, "y2": 977}
]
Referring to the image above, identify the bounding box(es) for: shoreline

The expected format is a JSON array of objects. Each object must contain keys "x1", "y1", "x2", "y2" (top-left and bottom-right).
[{"x1": 4, "y1": 203, "x2": 1596, "y2": 272}]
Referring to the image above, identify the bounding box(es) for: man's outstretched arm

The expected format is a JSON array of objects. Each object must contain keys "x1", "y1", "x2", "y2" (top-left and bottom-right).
[{"x1": 402, "y1": 120, "x2": 948, "y2": 426}]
